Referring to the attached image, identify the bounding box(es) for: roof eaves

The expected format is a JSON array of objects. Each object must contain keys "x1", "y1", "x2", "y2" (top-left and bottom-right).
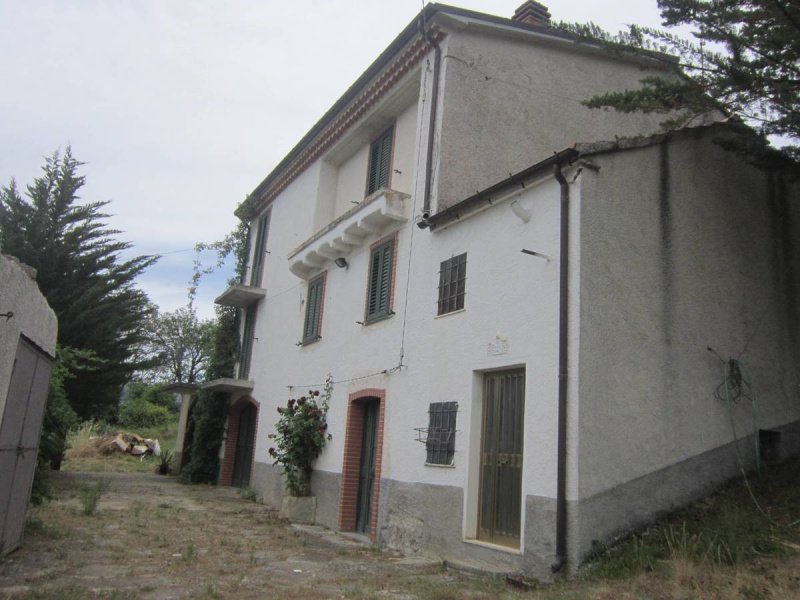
[
  {"x1": 421, "y1": 147, "x2": 580, "y2": 231},
  {"x1": 236, "y1": 3, "x2": 678, "y2": 221}
]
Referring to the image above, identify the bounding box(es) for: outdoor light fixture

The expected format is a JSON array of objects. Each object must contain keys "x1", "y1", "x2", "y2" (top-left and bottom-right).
[
  {"x1": 334, "y1": 257, "x2": 348, "y2": 269},
  {"x1": 510, "y1": 199, "x2": 531, "y2": 223}
]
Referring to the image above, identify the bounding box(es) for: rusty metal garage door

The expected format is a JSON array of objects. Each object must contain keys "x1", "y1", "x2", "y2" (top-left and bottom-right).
[{"x1": 0, "y1": 336, "x2": 54, "y2": 555}]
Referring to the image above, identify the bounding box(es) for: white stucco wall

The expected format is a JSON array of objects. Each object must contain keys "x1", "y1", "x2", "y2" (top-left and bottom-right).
[
  {"x1": 576, "y1": 131, "x2": 800, "y2": 500},
  {"x1": 433, "y1": 26, "x2": 679, "y2": 210},
  {"x1": 246, "y1": 151, "x2": 572, "y2": 541},
  {"x1": 0, "y1": 255, "x2": 58, "y2": 417}
]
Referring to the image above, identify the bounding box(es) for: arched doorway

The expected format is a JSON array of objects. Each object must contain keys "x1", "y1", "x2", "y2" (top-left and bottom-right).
[{"x1": 338, "y1": 389, "x2": 385, "y2": 541}]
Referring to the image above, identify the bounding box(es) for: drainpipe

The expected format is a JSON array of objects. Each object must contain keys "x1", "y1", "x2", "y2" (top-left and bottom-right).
[
  {"x1": 419, "y1": 21, "x2": 441, "y2": 224},
  {"x1": 551, "y1": 162, "x2": 569, "y2": 573}
]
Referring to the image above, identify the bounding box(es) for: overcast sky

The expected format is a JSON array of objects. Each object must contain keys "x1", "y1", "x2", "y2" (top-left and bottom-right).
[{"x1": 0, "y1": 1, "x2": 666, "y2": 319}]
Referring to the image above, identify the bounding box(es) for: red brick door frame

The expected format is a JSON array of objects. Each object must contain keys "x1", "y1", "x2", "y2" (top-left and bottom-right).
[
  {"x1": 219, "y1": 396, "x2": 260, "y2": 487},
  {"x1": 338, "y1": 388, "x2": 386, "y2": 541}
]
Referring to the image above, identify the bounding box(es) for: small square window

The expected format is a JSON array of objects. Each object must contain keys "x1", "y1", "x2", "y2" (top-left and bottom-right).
[
  {"x1": 365, "y1": 238, "x2": 395, "y2": 324},
  {"x1": 302, "y1": 273, "x2": 326, "y2": 344},
  {"x1": 366, "y1": 127, "x2": 393, "y2": 196},
  {"x1": 437, "y1": 253, "x2": 467, "y2": 315},
  {"x1": 426, "y1": 402, "x2": 458, "y2": 465}
]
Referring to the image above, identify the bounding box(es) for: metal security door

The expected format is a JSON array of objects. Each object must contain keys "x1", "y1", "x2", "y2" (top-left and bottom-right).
[
  {"x1": 232, "y1": 403, "x2": 257, "y2": 488},
  {"x1": 355, "y1": 401, "x2": 378, "y2": 534},
  {"x1": 478, "y1": 369, "x2": 525, "y2": 547},
  {"x1": 0, "y1": 337, "x2": 54, "y2": 555}
]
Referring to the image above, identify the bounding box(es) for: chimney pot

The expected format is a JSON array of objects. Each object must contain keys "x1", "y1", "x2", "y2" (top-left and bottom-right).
[{"x1": 512, "y1": 1, "x2": 552, "y2": 27}]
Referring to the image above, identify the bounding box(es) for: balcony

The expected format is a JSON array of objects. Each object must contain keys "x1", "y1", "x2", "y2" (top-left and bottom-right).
[
  {"x1": 214, "y1": 283, "x2": 267, "y2": 308},
  {"x1": 288, "y1": 188, "x2": 411, "y2": 279}
]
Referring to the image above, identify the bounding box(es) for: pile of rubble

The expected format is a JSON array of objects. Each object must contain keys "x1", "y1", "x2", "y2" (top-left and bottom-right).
[{"x1": 92, "y1": 432, "x2": 161, "y2": 457}]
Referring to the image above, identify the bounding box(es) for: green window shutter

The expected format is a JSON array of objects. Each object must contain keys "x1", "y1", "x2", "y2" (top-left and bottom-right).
[
  {"x1": 366, "y1": 239, "x2": 394, "y2": 323},
  {"x1": 238, "y1": 306, "x2": 257, "y2": 380},
  {"x1": 250, "y1": 210, "x2": 270, "y2": 287},
  {"x1": 366, "y1": 127, "x2": 393, "y2": 196},
  {"x1": 303, "y1": 274, "x2": 325, "y2": 344}
]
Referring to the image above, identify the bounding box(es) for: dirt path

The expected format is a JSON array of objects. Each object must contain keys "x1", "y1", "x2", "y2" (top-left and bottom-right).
[{"x1": 0, "y1": 472, "x2": 509, "y2": 600}]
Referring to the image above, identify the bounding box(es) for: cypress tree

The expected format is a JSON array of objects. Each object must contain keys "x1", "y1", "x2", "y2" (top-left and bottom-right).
[{"x1": 0, "y1": 147, "x2": 157, "y2": 420}]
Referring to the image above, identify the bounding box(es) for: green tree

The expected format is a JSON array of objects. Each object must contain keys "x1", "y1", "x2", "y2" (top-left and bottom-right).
[
  {"x1": 562, "y1": 0, "x2": 799, "y2": 159},
  {"x1": 0, "y1": 147, "x2": 157, "y2": 420},
  {"x1": 32, "y1": 346, "x2": 99, "y2": 502},
  {"x1": 139, "y1": 305, "x2": 217, "y2": 384}
]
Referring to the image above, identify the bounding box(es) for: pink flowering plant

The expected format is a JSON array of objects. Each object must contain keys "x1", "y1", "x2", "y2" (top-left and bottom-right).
[{"x1": 268, "y1": 375, "x2": 333, "y2": 496}]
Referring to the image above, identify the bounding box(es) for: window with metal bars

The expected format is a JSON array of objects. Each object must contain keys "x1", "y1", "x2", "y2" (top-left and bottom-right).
[
  {"x1": 366, "y1": 126, "x2": 393, "y2": 196},
  {"x1": 426, "y1": 402, "x2": 458, "y2": 465},
  {"x1": 437, "y1": 253, "x2": 467, "y2": 315},
  {"x1": 365, "y1": 238, "x2": 395, "y2": 324},
  {"x1": 302, "y1": 273, "x2": 326, "y2": 345},
  {"x1": 238, "y1": 305, "x2": 257, "y2": 380}
]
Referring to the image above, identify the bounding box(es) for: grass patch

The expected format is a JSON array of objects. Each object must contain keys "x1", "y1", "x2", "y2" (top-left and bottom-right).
[
  {"x1": 582, "y1": 458, "x2": 800, "y2": 580},
  {"x1": 25, "y1": 516, "x2": 68, "y2": 539},
  {"x1": 238, "y1": 486, "x2": 258, "y2": 502},
  {"x1": 20, "y1": 585, "x2": 92, "y2": 599}
]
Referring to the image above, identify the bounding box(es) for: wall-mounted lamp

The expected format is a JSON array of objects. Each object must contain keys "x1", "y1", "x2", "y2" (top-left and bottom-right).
[
  {"x1": 334, "y1": 257, "x2": 349, "y2": 269},
  {"x1": 510, "y1": 199, "x2": 531, "y2": 223}
]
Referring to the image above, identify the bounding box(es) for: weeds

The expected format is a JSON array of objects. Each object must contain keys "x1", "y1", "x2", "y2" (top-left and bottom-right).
[
  {"x1": 238, "y1": 486, "x2": 258, "y2": 502},
  {"x1": 184, "y1": 542, "x2": 196, "y2": 561},
  {"x1": 582, "y1": 458, "x2": 800, "y2": 581},
  {"x1": 156, "y1": 449, "x2": 173, "y2": 475},
  {"x1": 78, "y1": 478, "x2": 110, "y2": 515},
  {"x1": 64, "y1": 421, "x2": 102, "y2": 459},
  {"x1": 20, "y1": 585, "x2": 91, "y2": 599},
  {"x1": 25, "y1": 516, "x2": 67, "y2": 539}
]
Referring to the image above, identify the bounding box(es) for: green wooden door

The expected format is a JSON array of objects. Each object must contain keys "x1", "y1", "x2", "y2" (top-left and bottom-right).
[
  {"x1": 356, "y1": 401, "x2": 379, "y2": 534},
  {"x1": 232, "y1": 403, "x2": 257, "y2": 488},
  {"x1": 478, "y1": 369, "x2": 525, "y2": 547}
]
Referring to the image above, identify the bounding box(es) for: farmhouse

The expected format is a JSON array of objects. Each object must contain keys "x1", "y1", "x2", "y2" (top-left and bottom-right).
[{"x1": 203, "y1": 2, "x2": 800, "y2": 576}]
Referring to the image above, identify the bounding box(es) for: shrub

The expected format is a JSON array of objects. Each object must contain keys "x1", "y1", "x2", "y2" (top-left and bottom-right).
[
  {"x1": 119, "y1": 398, "x2": 170, "y2": 428},
  {"x1": 124, "y1": 381, "x2": 178, "y2": 413},
  {"x1": 268, "y1": 375, "x2": 333, "y2": 497}
]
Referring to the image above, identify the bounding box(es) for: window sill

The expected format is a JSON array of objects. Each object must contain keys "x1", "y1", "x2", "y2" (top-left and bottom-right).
[
  {"x1": 300, "y1": 336, "x2": 322, "y2": 347},
  {"x1": 434, "y1": 308, "x2": 465, "y2": 320},
  {"x1": 424, "y1": 462, "x2": 455, "y2": 468},
  {"x1": 363, "y1": 312, "x2": 394, "y2": 326},
  {"x1": 461, "y1": 538, "x2": 522, "y2": 555}
]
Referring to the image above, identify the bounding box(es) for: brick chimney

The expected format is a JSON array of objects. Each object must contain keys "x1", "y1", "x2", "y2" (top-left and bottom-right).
[{"x1": 512, "y1": 1, "x2": 551, "y2": 27}]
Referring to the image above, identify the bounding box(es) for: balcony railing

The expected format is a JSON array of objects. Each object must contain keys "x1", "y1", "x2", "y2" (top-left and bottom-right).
[{"x1": 288, "y1": 188, "x2": 410, "y2": 279}]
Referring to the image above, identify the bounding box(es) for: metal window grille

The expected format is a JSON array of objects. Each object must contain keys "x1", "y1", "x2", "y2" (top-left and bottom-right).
[
  {"x1": 366, "y1": 127, "x2": 393, "y2": 196},
  {"x1": 365, "y1": 239, "x2": 394, "y2": 323},
  {"x1": 426, "y1": 402, "x2": 458, "y2": 465},
  {"x1": 302, "y1": 273, "x2": 325, "y2": 344},
  {"x1": 437, "y1": 253, "x2": 467, "y2": 315},
  {"x1": 238, "y1": 305, "x2": 257, "y2": 380}
]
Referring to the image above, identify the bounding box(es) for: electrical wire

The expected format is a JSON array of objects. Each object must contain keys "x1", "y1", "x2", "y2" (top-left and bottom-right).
[{"x1": 287, "y1": 364, "x2": 404, "y2": 391}]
